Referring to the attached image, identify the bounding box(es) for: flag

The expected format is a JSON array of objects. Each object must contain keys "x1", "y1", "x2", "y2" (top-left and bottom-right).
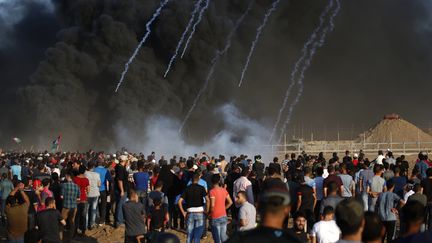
[
  {"x1": 12, "y1": 137, "x2": 21, "y2": 144},
  {"x1": 51, "y1": 135, "x2": 61, "y2": 151}
]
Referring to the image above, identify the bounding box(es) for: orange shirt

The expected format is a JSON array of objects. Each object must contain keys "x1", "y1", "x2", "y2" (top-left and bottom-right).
[{"x1": 209, "y1": 187, "x2": 228, "y2": 219}]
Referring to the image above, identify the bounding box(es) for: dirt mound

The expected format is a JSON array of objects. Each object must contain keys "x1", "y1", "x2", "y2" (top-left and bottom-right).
[{"x1": 359, "y1": 117, "x2": 432, "y2": 143}]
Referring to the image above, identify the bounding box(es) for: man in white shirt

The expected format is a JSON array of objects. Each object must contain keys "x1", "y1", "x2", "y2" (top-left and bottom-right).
[
  {"x1": 237, "y1": 191, "x2": 256, "y2": 231},
  {"x1": 233, "y1": 169, "x2": 254, "y2": 206},
  {"x1": 85, "y1": 162, "x2": 101, "y2": 229},
  {"x1": 376, "y1": 150, "x2": 385, "y2": 165},
  {"x1": 311, "y1": 206, "x2": 341, "y2": 243}
]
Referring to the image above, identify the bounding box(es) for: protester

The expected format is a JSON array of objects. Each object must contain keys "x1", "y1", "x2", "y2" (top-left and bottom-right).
[
  {"x1": 5, "y1": 182, "x2": 29, "y2": 242},
  {"x1": 237, "y1": 191, "x2": 256, "y2": 231},
  {"x1": 93, "y1": 159, "x2": 111, "y2": 226},
  {"x1": 85, "y1": 161, "x2": 101, "y2": 229},
  {"x1": 227, "y1": 179, "x2": 301, "y2": 243},
  {"x1": 376, "y1": 179, "x2": 405, "y2": 241},
  {"x1": 311, "y1": 206, "x2": 340, "y2": 243},
  {"x1": 61, "y1": 171, "x2": 80, "y2": 238},
  {"x1": 36, "y1": 197, "x2": 66, "y2": 243},
  {"x1": 115, "y1": 155, "x2": 130, "y2": 228},
  {"x1": 123, "y1": 189, "x2": 146, "y2": 243},
  {"x1": 178, "y1": 172, "x2": 209, "y2": 243},
  {"x1": 287, "y1": 211, "x2": 308, "y2": 242},
  {"x1": 209, "y1": 174, "x2": 232, "y2": 243},
  {"x1": 362, "y1": 212, "x2": 384, "y2": 243},
  {"x1": 335, "y1": 198, "x2": 364, "y2": 243},
  {"x1": 73, "y1": 165, "x2": 90, "y2": 234}
]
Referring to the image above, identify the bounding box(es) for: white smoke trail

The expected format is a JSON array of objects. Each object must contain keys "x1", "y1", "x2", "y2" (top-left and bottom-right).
[
  {"x1": 277, "y1": 0, "x2": 341, "y2": 143},
  {"x1": 238, "y1": 0, "x2": 281, "y2": 88},
  {"x1": 180, "y1": 0, "x2": 210, "y2": 59},
  {"x1": 268, "y1": 0, "x2": 334, "y2": 143},
  {"x1": 115, "y1": 0, "x2": 170, "y2": 92},
  {"x1": 163, "y1": 0, "x2": 204, "y2": 78},
  {"x1": 179, "y1": 0, "x2": 255, "y2": 133}
]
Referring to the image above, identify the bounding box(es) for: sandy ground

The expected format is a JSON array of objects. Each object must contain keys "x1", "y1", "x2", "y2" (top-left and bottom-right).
[{"x1": 79, "y1": 225, "x2": 214, "y2": 243}]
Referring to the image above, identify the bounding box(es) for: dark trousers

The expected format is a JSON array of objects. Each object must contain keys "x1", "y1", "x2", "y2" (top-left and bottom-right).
[
  {"x1": 75, "y1": 202, "x2": 89, "y2": 232},
  {"x1": 99, "y1": 191, "x2": 108, "y2": 224},
  {"x1": 383, "y1": 220, "x2": 396, "y2": 242},
  {"x1": 427, "y1": 203, "x2": 432, "y2": 230},
  {"x1": 169, "y1": 198, "x2": 184, "y2": 229},
  {"x1": 303, "y1": 209, "x2": 315, "y2": 232},
  {"x1": 314, "y1": 200, "x2": 322, "y2": 222}
]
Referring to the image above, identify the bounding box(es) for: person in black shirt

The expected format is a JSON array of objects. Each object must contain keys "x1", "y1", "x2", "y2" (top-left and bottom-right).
[
  {"x1": 287, "y1": 211, "x2": 308, "y2": 242},
  {"x1": 268, "y1": 157, "x2": 282, "y2": 175},
  {"x1": 296, "y1": 176, "x2": 316, "y2": 231},
  {"x1": 178, "y1": 172, "x2": 209, "y2": 243},
  {"x1": 252, "y1": 155, "x2": 265, "y2": 182},
  {"x1": 226, "y1": 179, "x2": 302, "y2": 243},
  {"x1": 114, "y1": 155, "x2": 129, "y2": 227},
  {"x1": 36, "y1": 197, "x2": 66, "y2": 243}
]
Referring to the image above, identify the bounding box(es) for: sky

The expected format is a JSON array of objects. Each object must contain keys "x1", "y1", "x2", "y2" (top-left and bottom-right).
[{"x1": 0, "y1": 0, "x2": 432, "y2": 152}]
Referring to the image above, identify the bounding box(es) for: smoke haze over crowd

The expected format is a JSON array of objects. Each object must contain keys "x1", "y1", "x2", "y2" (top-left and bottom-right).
[{"x1": 1, "y1": 0, "x2": 432, "y2": 153}]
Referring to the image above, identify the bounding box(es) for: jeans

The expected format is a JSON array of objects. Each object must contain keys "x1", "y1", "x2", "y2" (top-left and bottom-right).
[
  {"x1": 211, "y1": 216, "x2": 228, "y2": 243},
  {"x1": 1, "y1": 199, "x2": 6, "y2": 216},
  {"x1": 98, "y1": 191, "x2": 108, "y2": 224},
  {"x1": 87, "y1": 196, "x2": 99, "y2": 228},
  {"x1": 427, "y1": 203, "x2": 432, "y2": 230},
  {"x1": 186, "y1": 212, "x2": 204, "y2": 243},
  {"x1": 76, "y1": 202, "x2": 89, "y2": 232},
  {"x1": 369, "y1": 196, "x2": 378, "y2": 212},
  {"x1": 115, "y1": 191, "x2": 128, "y2": 226},
  {"x1": 7, "y1": 238, "x2": 24, "y2": 243}
]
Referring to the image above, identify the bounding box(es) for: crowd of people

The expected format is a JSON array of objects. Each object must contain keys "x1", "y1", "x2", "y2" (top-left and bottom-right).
[{"x1": 0, "y1": 148, "x2": 431, "y2": 243}]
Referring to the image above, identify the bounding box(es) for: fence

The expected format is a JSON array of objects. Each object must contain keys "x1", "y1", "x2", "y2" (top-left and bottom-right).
[{"x1": 266, "y1": 141, "x2": 432, "y2": 157}]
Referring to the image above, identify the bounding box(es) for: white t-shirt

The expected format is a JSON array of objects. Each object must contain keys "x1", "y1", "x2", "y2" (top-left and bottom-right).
[
  {"x1": 311, "y1": 220, "x2": 341, "y2": 243},
  {"x1": 239, "y1": 201, "x2": 256, "y2": 231}
]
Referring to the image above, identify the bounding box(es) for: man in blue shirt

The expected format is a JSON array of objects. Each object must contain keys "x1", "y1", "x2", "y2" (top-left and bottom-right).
[
  {"x1": 415, "y1": 152, "x2": 430, "y2": 180},
  {"x1": 133, "y1": 162, "x2": 150, "y2": 206},
  {"x1": 10, "y1": 160, "x2": 21, "y2": 181},
  {"x1": 94, "y1": 159, "x2": 112, "y2": 226}
]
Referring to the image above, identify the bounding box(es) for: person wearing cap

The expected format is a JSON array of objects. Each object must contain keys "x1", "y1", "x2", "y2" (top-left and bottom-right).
[
  {"x1": 252, "y1": 155, "x2": 265, "y2": 182},
  {"x1": 352, "y1": 154, "x2": 359, "y2": 167},
  {"x1": 226, "y1": 179, "x2": 302, "y2": 243},
  {"x1": 335, "y1": 198, "x2": 365, "y2": 243}
]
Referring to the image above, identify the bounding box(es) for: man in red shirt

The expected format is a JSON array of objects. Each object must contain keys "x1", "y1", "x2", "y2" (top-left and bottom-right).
[
  {"x1": 209, "y1": 174, "x2": 233, "y2": 243},
  {"x1": 73, "y1": 165, "x2": 89, "y2": 235}
]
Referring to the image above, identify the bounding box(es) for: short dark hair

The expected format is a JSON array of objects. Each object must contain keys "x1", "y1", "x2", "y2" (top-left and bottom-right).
[
  {"x1": 192, "y1": 172, "x2": 201, "y2": 182},
  {"x1": 362, "y1": 212, "x2": 383, "y2": 242},
  {"x1": 427, "y1": 168, "x2": 432, "y2": 177},
  {"x1": 45, "y1": 197, "x2": 55, "y2": 206},
  {"x1": 402, "y1": 201, "x2": 425, "y2": 227},
  {"x1": 42, "y1": 178, "x2": 51, "y2": 187},
  {"x1": 322, "y1": 206, "x2": 334, "y2": 216},
  {"x1": 373, "y1": 164, "x2": 382, "y2": 174},
  {"x1": 386, "y1": 179, "x2": 395, "y2": 190},
  {"x1": 211, "y1": 174, "x2": 221, "y2": 185},
  {"x1": 327, "y1": 181, "x2": 338, "y2": 194},
  {"x1": 413, "y1": 183, "x2": 422, "y2": 193},
  {"x1": 293, "y1": 210, "x2": 306, "y2": 220},
  {"x1": 336, "y1": 199, "x2": 364, "y2": 236},
  {"x1": 316, "y1": 167, "x2": 324, "y2": 176}
]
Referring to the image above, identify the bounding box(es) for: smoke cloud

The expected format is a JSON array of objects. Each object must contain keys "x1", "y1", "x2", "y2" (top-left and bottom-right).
[{"x1": 1, "y1": 0, "x2": 432, "y2": 154}]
